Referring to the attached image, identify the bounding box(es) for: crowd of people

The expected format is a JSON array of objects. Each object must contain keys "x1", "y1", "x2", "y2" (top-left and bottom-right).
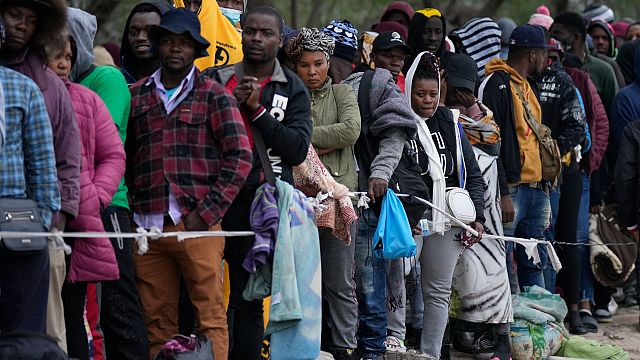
[{"x1": 0, "y1": 0, "x2": 639, "y2": 360}]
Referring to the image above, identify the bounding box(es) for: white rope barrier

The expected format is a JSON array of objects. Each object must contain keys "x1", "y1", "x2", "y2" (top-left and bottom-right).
[{"x1": 0, "y1": 191, "x2": 633, "y2": 265}]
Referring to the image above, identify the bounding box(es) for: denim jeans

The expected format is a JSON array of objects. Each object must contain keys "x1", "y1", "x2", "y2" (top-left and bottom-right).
[
  {"x1": 354, "y1": 209, "x2": 387, "y2": 355},
  {"x1": 504, "y1": 185, "x2": 551, "y2": 292},
  {"x1": 578, "y1": 173, "x2": 595, "y2": 303}
]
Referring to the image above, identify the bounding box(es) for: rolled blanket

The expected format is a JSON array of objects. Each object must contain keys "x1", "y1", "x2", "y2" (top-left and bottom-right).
[{"x1": 589, "y1": 205, "x2": 638, "y2": 287}]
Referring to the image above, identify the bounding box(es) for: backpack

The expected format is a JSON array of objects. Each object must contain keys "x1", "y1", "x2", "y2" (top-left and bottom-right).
[
  {"x1": 355, "y1": 70, "x2": 429, "y2": 228},
  {"x1": 0, "y1": 332, "x2": 70, "y2": 360}
]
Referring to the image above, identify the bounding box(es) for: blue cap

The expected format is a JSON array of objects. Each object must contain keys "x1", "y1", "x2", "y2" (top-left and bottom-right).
[
  {"x1": 508, "y1": 24, "x2": 549, "y2": 48},
  {"x1": 150, "y1": 8, "x2": 210, "y2": 58}
]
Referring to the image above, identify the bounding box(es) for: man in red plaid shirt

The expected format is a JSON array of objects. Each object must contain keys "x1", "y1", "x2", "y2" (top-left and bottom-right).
[{"x1": 124, "y1": 8, "x2": 252, "y2": 359}]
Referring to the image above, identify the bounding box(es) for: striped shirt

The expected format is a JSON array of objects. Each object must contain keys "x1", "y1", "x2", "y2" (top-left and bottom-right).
[{"x1": 0, "y1": 66, "x2": 61, "y2": 228}]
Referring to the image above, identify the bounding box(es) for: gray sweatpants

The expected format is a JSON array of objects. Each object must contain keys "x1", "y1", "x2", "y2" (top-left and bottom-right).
[
  {"x1": 419, "y1": 228, "x2": 463, "y2": 358},
  {"x1": 387, "y1": 235, "x2": 424, "y2": 339},
  {"x1": 320, "y1": 228, "x2": 358, "y2": 349}
]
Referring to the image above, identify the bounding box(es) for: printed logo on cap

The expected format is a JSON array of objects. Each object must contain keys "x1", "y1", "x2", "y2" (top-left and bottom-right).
[{"x1": 391, "y1": 32, "x2": 402, "y2": 42}]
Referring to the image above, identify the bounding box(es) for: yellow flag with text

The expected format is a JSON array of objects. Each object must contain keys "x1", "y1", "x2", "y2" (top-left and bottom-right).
[{"x1": 174, "y1": 0, "x2": 243, "y2": 70}]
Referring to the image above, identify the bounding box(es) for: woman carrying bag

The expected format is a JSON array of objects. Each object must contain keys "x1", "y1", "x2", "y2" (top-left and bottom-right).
[
  {"x1": 285, "y1": 28, "x2": 362, "y2": 359},
  {"x1": 404, "y1": 51, "x2": 486, "y2": 359}
]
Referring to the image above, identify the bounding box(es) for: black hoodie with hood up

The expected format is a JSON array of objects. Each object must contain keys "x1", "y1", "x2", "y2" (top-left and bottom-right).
[
  {"x1": 404, "y1": 9, "x2": 446, "y2": 74},
  {"x1": 120, "y1": 0, "x2": 171, "y2": 84},
  {"x1": 588, "y1": 20, "x2": 617, "y2": 59}
]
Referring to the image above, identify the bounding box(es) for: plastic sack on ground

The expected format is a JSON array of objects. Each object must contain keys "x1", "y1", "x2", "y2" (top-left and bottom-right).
[
  {"x1": 373, "y1": 189, "x2": 416, "y2": 259},
  {"x1": 509, "y1": 286, "x2": 569, "y2": 360},
  {"x1": 510, "y1": 320, "x2": 566, "y2": 359},
  {"x1": 154, "y1": 334, "x2": 213, "y2": 360}
]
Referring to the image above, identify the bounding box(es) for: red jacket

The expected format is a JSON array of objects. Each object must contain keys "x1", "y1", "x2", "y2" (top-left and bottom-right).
[
  {"x1": 565, "y1": 66, "x2": 609, "y2": 174},
  {"x1": 65, "y1": 81, "x2": 124, "y2": 282}
]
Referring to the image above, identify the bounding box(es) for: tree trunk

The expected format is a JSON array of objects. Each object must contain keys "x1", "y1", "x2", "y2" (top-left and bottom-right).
[{"x1": 291, "y1": 0, "x2": 298, "y2": 28}]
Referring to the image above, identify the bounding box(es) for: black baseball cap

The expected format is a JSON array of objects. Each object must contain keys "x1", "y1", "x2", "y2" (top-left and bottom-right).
[
  {"x1": 444, "y1": 53, "x2": 478, "y2": 93},
  {"x1": 509, "y1": 24, "x2": 550, "y2": 48},
  {"x1": 372, "y1": 31, "x2": 413, "y2": 55}
]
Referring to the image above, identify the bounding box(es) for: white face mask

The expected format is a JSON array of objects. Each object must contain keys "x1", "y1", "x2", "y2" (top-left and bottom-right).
[{"x1": 220, "y1": 7, "x2": 242, "y2": 25}]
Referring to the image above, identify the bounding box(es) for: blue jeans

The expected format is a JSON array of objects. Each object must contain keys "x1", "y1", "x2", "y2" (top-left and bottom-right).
[
  {"x1": 504, "y1": 185, "x2": 551, "y2": 292},
  {"x1": 354, "y1": 209, "x2": 387, "y2": 355},
  {"x1": 543, "y1": 187, "x2": 561, "y2": 293},
  {"x1": 578, "y1": 173, "x2": 594, "y2": 303}
]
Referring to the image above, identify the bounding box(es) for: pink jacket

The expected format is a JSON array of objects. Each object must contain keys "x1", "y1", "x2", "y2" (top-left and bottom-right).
[{"x1": 65, "y1": 81, "x2": 125, "y2": 282}]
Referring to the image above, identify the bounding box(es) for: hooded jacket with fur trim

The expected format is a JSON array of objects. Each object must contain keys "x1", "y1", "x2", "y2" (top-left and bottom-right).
[{"x1": 1, "y1": 0, "x2": 82, "y2": 219}]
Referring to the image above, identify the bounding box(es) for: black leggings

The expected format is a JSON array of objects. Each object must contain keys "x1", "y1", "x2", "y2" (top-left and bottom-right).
[
  {"x1": 62, "y1": 250, "x2": 88, "y2": 360},
  {"x1": 556, "y1": 169, "x2": 583, "y2": 305},
  {"x1": 222, "y1": 196, "x2": 264, "y2": 360}
]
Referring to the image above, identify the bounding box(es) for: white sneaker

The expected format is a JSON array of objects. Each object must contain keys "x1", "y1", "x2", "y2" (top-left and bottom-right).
[
  {"x1": 384, "y1": 336, "x2": 407, "y2": 353},
  {"x1": 608, "y1": 297, "x2": 619, "y2": 315}
]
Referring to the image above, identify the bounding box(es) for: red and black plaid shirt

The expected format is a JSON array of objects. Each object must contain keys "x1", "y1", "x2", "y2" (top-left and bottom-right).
[{"x1": 125, "y1": 70, "x2": 252, "y2": 225}]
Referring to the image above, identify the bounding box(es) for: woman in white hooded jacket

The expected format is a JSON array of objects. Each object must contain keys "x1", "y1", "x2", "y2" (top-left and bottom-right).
[{"x1": 405, "y1": 51, "x2": 487, "y2": 359}]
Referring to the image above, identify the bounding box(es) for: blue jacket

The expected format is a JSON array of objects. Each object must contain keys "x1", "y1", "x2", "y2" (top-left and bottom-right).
[{"x1": 611, "y1": 49, "x2": 640, "y2": 146}]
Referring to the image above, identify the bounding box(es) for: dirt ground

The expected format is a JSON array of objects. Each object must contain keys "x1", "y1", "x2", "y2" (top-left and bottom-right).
[
  {"x1": 581, "y1": 306, "x2": 640, "y2": 359},
  {"x1": 318, "y1": 306, "x2": 640, "y2": 360}
]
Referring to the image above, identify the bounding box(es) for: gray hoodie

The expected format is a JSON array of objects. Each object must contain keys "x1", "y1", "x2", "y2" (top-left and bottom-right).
[{"x1": 67, "y1": 7, "x2": 98, "y2": 82}]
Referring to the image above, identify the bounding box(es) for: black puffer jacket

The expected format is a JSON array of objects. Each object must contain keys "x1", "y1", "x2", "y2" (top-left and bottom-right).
[{"x1": 536, "y1": 60, "x2": 586, "y2": 163}]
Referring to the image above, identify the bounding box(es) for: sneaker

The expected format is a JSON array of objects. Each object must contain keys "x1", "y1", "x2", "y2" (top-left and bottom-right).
[
  {"x1": 489, "y1": 334, "x2": 511, "y2": 360},
  {"x1": 593, "y1": 308, "x2": 613, "y2": 323},
  {"x1": 332, "y1": 348, "x2": 355, "y2": 360},
  {"x1": 609, "y1": 298, "x2": 619, "y2": 315},
  {"x1": 356, "y1": 352, "x2": 379, "y2": 360},
  {"x1": 472, "y1": 332, "x2": 496, "y2": 357},
  {"x1": 384, "y1": 336, "x2": 407, "y2": 353}
]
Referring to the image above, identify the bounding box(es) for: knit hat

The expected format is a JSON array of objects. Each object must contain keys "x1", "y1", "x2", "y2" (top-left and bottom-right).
[
  {"x1": 611, "y1": 21, "x2": 630, "y2": 38},
  {"x1": 372, "y1": 21, "x2": 408, "y2": 41},
  {"x1": 529, "y1": 13, "x2": 554, "y2": 30},
  {"x1": 582, "y1": 3, "x2": 615, "y2": 24},
  {"x1": 322, "y1": 20, "x2": 358, "y2": 62}
]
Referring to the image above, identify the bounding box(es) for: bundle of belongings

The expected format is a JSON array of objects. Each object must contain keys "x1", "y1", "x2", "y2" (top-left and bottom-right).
[
  {"x1": 292, "y1": 146, "x2": 358, "y2": 244},
  {"x1": 589, "y1": 205, "x2": 638, "y2": 288},
  {"x1": 242, "y1": 178, "x2": 322, "y2": 360},
  {"x1": 509, "y1": 286, "x2": 569, "y2": 359}
]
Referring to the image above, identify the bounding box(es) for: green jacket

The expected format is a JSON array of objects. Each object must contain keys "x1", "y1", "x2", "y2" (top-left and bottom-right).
[
  {"x1": 310, "y1": 79, "x2": 361, "y2": 191},
  {"x1": 79, "y1": 66, "x2": 131, "y2": 210}
]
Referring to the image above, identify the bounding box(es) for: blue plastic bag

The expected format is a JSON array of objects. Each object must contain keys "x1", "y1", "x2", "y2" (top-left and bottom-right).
[{"x1": 373, "y1": 189, "x2": 416, "y2": 259}]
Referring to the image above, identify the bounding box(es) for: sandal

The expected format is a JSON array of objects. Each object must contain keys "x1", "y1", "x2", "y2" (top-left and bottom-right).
[
  {"x1": 568, "y1": 310, "x2": 588, "y2": 335},
  {"x1": 580, "y1": 311, "x2": 599, "y2": 333},
  {"x1": 384, "y1": 336, "x2": 407, "y2": 353}
]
